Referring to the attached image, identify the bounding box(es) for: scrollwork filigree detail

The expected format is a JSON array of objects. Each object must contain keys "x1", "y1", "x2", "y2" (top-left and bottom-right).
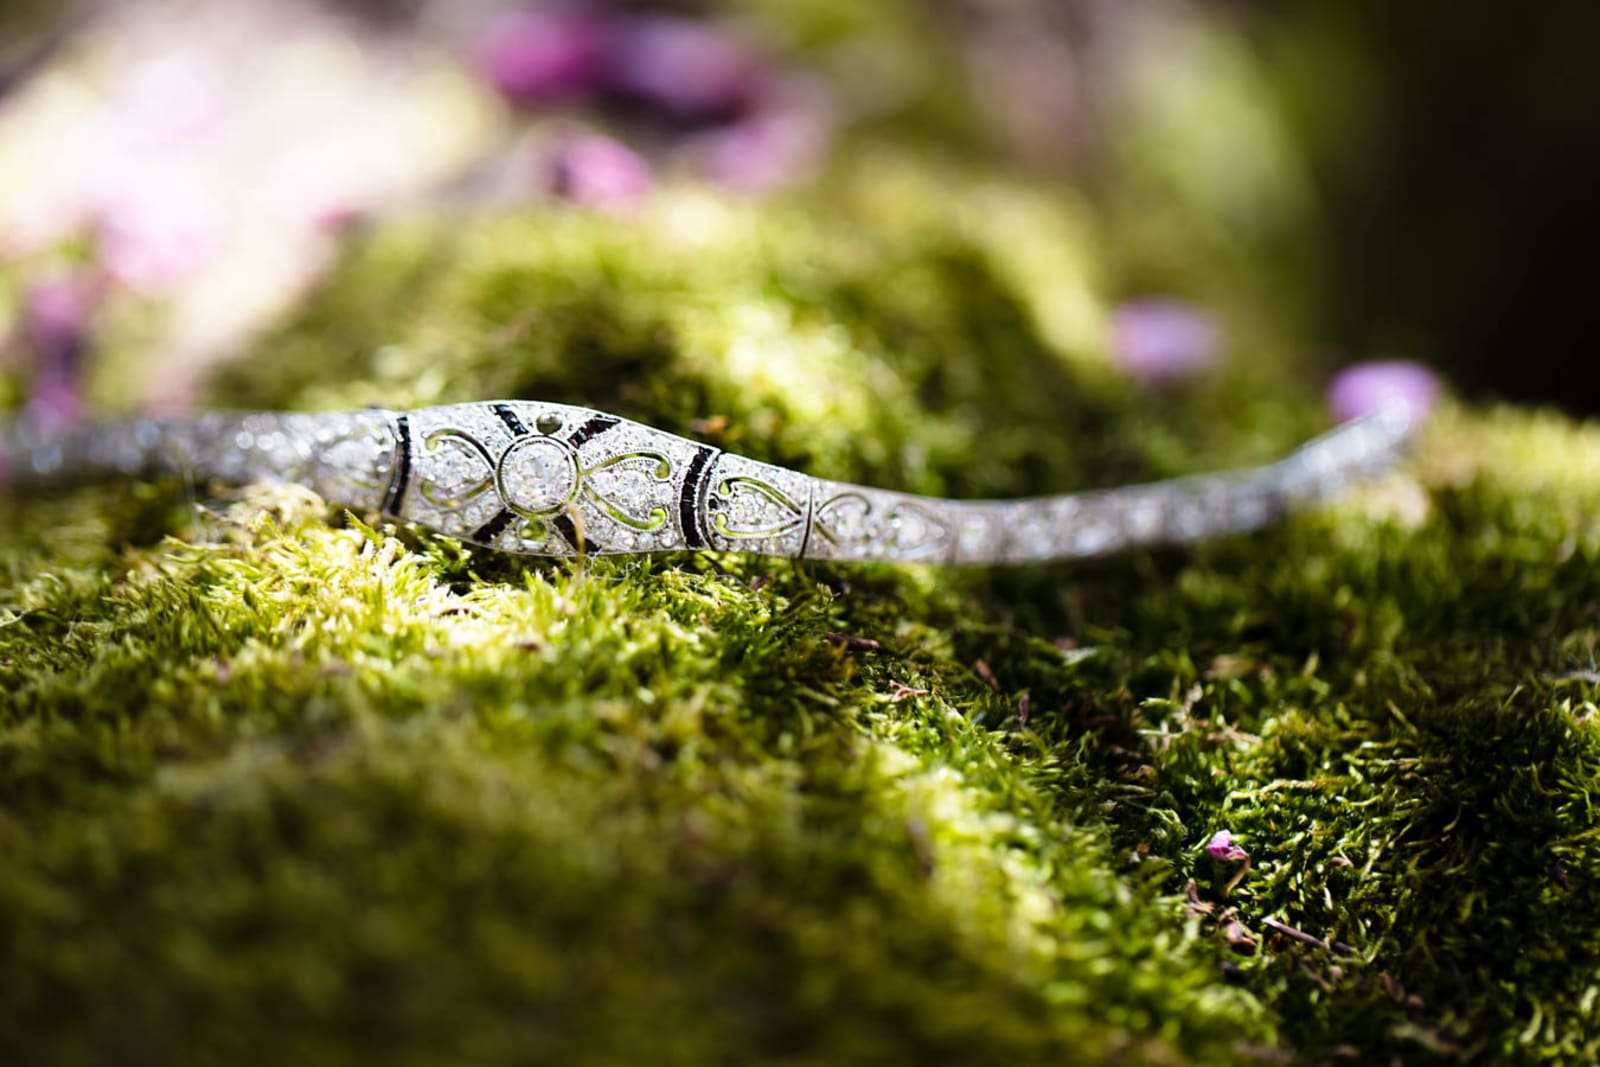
[
  {"x1": 581, "y1": 451, "x2": 672, "y2": 531},
  {"x1": 709, "y1": 476, "x2": 807, "y2": 539},
  {"x1": 813, "y1": 491, "x2": 876, "y2": 549},
  {"x1": 419, "y1": 429, "x2": 497, "y2": 509},
  {"x1": 402, "y1": 416, "x2": 679, "y2": 552},
  {"x1": 884, "y1": 500, "x2": 952, "y2": 560}
]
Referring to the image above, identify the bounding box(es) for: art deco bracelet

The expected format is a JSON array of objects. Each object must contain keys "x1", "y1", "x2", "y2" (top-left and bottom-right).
[{"x1": 2, "y1": 401, "x2": 1420, "y2": 564}]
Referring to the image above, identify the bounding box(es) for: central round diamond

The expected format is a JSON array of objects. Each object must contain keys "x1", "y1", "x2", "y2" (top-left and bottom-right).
[{"x1": 498, "y1": 436, "x2": 579, "y2": 514}]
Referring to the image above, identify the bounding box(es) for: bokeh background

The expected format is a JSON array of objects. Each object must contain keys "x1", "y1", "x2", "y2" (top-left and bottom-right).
[{"x1": 4, "y1": 0, "x2": 1598, "y2": 416}]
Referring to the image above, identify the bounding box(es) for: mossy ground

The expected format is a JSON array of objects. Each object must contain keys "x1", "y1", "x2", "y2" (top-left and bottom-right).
[{"x1": 4, "y1": 157, "x2": 1600, "y2": 1065}]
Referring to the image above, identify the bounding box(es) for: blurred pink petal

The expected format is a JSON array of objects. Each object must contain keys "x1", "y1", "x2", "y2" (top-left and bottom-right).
[
  {"x1": 548, "y1": 132, "x2": 651, "y2": 212},
  {"x1": 312, "y1": 204, "x2": 369, "y2": 234},
  {"x1": 1327, "y1": 360, "x2": 1441, "y2": 424},
  {"x1": 19, "y1": 273, "x2": 105, "y2": 435},
  {"x1": 603, "y1": 15, "x2": 761, "y2": 121},
  {"x1": 1111, "y1": 299, "x2": 1221, "y2": 384},
  {"x1": 476, "y1": 5, "x2": 607, "y2": 107},
  {"x1": 22, "y1": 274, "x2": 103, "y2": 365},
  {"x1": 98, "y1": 185, "x2": 221, "y2": 293},
  {"x1": 697, "y1": 79, "x2": 833, "y2": 192}
]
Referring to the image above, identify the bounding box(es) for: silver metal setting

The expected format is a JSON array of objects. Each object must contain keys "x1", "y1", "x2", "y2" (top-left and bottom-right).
[{"x1": 2, "y1": 401, "x2": 1424, "y2": 564}]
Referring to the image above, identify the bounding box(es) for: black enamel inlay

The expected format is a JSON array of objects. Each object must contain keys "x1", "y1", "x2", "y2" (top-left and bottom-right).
[
  {"x1": 382, "y1": 415, "x2": 412, "y2": 515},
  {"x1": 551, "y1": 513, "x2": 603, "y2": 555},
  {"x1": 565, "y1": 414, "x2": 620, "y2": 450},
  {"x1": 679, "y1": 445, "x2": 716, "y2": 550},
  {"x1": 492, "y1": 403, "x2": 530, "y2": 437},
  {"x1": 471, "y1": 508, "x2": 518, "y2": 544}
]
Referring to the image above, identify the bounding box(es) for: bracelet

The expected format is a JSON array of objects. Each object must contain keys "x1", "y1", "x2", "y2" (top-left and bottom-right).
[{"x1": 4, "y1": 401, "x2": 1421, "y2": 564}]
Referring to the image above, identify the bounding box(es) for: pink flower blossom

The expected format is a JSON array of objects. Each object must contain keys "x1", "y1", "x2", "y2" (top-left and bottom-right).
[
  {"x1": 547, "y1": 133, "x2": 652, "y2": 212},
  {"x1": 1327, "y1": 360, "x2": 1441, "y2": 424},
  {"x1": 97, "y1": 183, "x2": 221, "y2": 293},
  {"x1": 476, "y1": 5, "x2": 608, "y2": 107},
  {"x1": 22, "y1": 274, "x2": 102, "y2": 365},
  {"x1": 696, "y1": 77, "x2": 834, "y2": 192},
  {"x1": 18, "y1": 273, "x2": 105, "y2": 436},
  {"x1": 1110, "y1": 299, "x2": 1221, "y2": 385},
  {"x1": 1205, "y1": 830, "x2": 1249, "y2": 862},
  {"x1": 602, "y1": 15, "x2": 761, "y2": 121}
]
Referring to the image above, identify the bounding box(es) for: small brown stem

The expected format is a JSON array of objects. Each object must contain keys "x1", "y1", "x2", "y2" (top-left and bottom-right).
[
  {"x1": 1221, "y1": 854, "x2": 1251, "y2": 897},
  {"x1": 1261, "y1": 917, "x2": 1329, "y2": 950}
]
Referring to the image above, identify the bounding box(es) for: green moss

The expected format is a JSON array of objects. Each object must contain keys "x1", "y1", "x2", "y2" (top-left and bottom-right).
[{"x1": 5, "y1": 156, "x2": 1600, "y2": 1064}]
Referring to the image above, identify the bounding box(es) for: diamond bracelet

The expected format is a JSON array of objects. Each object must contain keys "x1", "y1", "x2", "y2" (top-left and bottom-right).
[{"x1": 2, "y1": 401, "x2": 1421, "y2": 564}]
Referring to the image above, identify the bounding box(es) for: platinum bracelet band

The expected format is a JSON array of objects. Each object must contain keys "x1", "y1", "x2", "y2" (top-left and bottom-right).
[{"x1": 2, "y1": 402, "x2": 1421, "y2": 564}]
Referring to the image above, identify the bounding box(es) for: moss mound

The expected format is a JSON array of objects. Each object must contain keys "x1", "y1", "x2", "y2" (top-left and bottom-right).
[{"x1": 4, "y1": 158, "x2": 1599, "y2": 1064}]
